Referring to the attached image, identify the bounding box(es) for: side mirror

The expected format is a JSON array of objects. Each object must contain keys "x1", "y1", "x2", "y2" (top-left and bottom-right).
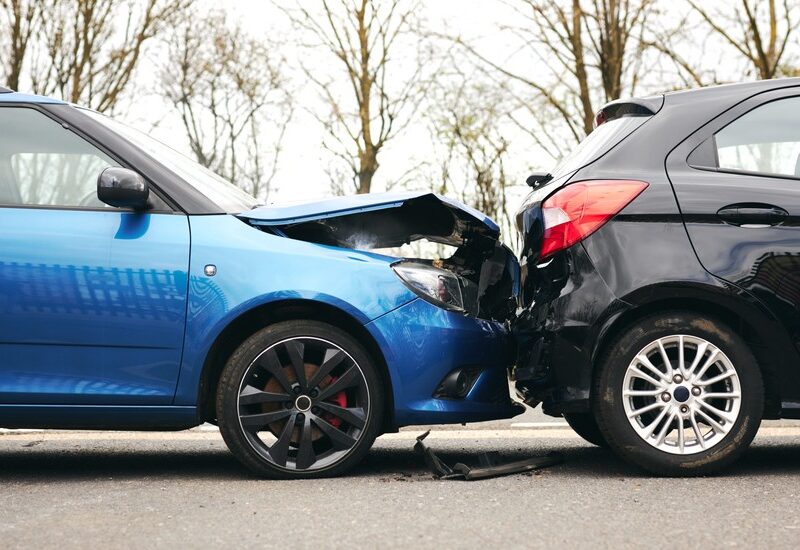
[{"x1": 97, "y1": 167, "x2": 149, "y2": 210}]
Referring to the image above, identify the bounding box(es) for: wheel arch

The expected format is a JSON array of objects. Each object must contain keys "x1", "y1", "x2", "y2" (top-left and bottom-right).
[
  {"x1": 197, "y1": 299, "x2": 396, "y2": 431},
  {"x1": 592, "y1": 288, "x2": 786, "y2": 418}
]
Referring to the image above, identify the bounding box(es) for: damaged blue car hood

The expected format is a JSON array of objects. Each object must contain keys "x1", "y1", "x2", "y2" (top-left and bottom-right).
[{"x1": 240, "y1": 192, "x2": 501, "y2": 249}]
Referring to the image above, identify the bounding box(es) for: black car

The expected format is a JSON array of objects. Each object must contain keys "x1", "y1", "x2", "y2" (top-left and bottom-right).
[{"x1": 515, "y1": 78, "x2": 800, "y2": 476}]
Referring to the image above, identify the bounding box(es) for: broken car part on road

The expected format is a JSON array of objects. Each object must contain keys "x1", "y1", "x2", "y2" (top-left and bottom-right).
[{"x1": 414, "y1": 431, "x2": 563, "y2": 480}]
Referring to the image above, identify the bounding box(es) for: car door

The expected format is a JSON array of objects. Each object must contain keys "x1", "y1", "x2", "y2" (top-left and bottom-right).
[
  {"x1": 665, "y1": 88, "x2": 800, "y2": 398},
  {"x1": 0, "y1": 105, "x2": 189, "y2": 405}
]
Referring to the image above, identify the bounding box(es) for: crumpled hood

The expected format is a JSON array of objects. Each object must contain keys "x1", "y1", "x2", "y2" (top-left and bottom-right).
[{"x1": 239, "y1": 192, "x2": 500, "y2": 249}]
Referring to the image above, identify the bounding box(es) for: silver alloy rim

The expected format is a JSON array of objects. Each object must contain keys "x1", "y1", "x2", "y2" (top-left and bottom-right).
[{"x1": 622, "y1": 334, "x2": 741, "y2": 455}]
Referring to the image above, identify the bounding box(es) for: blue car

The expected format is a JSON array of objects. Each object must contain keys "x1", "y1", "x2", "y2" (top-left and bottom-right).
[{"x1": 0, "y1": 87, "x2": 522, "y2": 477}]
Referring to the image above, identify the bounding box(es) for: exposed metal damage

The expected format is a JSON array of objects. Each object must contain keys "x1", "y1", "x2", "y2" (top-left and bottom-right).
[{"x1": 241, "y1": 192, "x2": 520, "y2": 322}]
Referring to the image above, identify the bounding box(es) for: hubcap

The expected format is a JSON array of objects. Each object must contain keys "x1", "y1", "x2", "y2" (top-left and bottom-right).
[
  {"x1": 295, "y1": 395, "x2": 312, "y2": 412},
  {"x1": 237, "y1": 336, "x2": 370, "y2": 472},
  {"x1": 673, "y1": 386, "x2": 690, "y2": 402},
  {"x1": 622, "y1": 334, "x2": 742, "y2": 455}
]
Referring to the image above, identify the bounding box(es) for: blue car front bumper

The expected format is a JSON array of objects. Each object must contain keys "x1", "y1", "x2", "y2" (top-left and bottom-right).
[{"x1": 366, "y1": 298, "x2": 523, "y2": 427}]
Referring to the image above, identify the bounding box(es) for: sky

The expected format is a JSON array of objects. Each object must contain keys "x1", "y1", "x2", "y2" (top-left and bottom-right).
[
  {"x1": 117, "y1": 0, "x2": 746, "y2": 223},
  {"x1": 123, "y1": 0, "x2": 535, "y2": 210}
]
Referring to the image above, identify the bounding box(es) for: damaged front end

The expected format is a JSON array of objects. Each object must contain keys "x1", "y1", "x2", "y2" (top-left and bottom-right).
[{"x1": 240, "y1": 192, "x2": 520, "y2": 323}]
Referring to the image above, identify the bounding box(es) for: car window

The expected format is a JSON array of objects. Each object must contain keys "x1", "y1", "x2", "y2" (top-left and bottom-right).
[
  {"x1": 0, "y1": 107, "x2": 119, "y2": 208},
  {"x1": 714, "y1": 96, "x2": 800, "y2": 178},
  {"x1": 550, "y1": 115, "x2": 650, "y2": 180},
  {"x1": 79, "y1": 108, "x2": 260, "y2": 212}
]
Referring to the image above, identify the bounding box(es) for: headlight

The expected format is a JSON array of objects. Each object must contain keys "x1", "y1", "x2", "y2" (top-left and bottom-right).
[{"x1": 391, "y1": 261, "x2": 477, "y2": 315}]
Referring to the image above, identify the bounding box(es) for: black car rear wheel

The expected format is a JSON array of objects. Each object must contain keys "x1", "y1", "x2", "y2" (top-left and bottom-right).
[
  {"x1": 593, "y1": 312, "x2": 763, "y2": 476},
  {"x1": 217, "y1": 320, "x2": 383, "y2": 478},
  {"x1": 563, "y1": 413, "x2": 607, "y2": 447}
]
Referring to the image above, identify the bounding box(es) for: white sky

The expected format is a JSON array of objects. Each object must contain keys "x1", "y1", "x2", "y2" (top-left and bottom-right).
[
  {"x1": 123, "y1": 0, "x2": 544, "y2": 208},
  {"x1": 118, "y1": 0, "x2": 758, "y2": 217}
]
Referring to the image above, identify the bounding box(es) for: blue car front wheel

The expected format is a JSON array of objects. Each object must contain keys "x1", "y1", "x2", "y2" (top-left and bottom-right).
[{"x1": 217, "y1": 320, "x2": 384, "y2": 478}]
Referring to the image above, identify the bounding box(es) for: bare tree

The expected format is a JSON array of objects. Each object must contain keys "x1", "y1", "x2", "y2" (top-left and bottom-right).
[
  {"x1": 29, "y1": 0, "x2": 192, "y2": 112},
  {"x1": 161, "y1": 11, "x2": 293, "y2": 200},
  {"x1": 450, "y1": 0, "x2": 656, "y2": 159},
  {"x1": 282, "y1": 0, "x2": 430, "y2": 194},
  {"x1": 0, "y1": 0, "x2": 41, "y2": 89},
  {"x1": 429, "y1": 74, "x2": 514, "y2": 236},
  {"x1": 686, "y1": 0, "x2": 799, "y2": 80}
]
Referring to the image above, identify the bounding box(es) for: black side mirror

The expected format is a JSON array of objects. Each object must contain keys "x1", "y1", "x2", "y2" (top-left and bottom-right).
[{"x1": 97, "y1": 167, "x2": 149, "y2": 210}]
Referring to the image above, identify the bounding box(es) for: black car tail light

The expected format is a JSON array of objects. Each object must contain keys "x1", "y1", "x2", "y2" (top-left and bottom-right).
[{"x1": 540, "y1": 179, "x2": 649, "y2": 260}]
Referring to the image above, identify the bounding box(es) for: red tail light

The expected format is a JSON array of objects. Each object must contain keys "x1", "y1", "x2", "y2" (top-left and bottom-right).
[{"x1": 540, "y1": 179, "x2": 648, "y2": 260}]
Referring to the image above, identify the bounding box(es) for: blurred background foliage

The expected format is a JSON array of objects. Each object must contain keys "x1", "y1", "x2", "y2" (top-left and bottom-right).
[{"x1": 2, "y1": 0, "x2": 798, "y2": 244}]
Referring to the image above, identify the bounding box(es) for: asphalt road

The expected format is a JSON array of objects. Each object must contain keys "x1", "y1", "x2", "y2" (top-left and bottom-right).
[{"x1": 2, "y1": 411, "x2": 800, "y2": 549}]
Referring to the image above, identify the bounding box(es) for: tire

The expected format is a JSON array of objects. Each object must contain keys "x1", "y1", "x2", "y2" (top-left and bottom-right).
[
  {"x1": 563, "y1": 412, "x2": 607, "y2": 447},
  {"x1": 593, "y1": 312, "x2": 763, "y2": 477},
  {"x1": 217, "y1": 320, "x2": 384, "y2": 479}
]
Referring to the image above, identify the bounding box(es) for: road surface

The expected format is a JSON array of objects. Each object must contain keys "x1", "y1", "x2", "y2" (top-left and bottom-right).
[{"x1": 2, "y1": 408, "x2": 800, "y2": 549}]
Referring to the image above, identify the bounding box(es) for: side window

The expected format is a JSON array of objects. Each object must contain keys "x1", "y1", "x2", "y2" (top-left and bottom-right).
[
  {"x1": 0, "y1": 107, "x2": 119, "y2": 208},
  {"x1": 714, "y1": 96, "x2": 800, "y2": 178}
]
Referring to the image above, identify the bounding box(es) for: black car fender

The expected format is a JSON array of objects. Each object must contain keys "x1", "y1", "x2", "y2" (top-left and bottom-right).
[{"x1": 594, "y1": 279, "x2": 790, "y2": 418}]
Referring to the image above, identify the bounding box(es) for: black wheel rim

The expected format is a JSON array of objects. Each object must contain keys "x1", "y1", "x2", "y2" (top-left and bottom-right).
[{"x1": 237, "y1": 336, "x2": 370, "y2": 472}]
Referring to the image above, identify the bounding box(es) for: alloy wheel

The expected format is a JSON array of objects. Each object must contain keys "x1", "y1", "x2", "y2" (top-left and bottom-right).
[
  {"x1": 622, "y1": 334, "x2": 742, "y2": 455},
  {"x1": 236, "y1": 336, "x2": 370, "y2": 472}
]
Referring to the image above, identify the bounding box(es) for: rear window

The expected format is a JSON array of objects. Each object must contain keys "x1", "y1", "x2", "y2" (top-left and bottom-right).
[{"x1": 551, "y1": 115, "x2": 651, "y2": 180}]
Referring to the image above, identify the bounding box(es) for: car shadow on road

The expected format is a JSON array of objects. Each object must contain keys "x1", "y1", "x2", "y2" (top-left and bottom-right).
[
  {"x1": 0, "y1": 443, "x2": 248, "y2": 482},
  {"x1": 0, "y1": 437, "x2": 799, "y2": 481}
]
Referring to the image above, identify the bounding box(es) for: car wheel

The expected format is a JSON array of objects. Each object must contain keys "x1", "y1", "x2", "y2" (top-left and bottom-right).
[
  {"x1": 563, "y1": 413, "x2": 607, "y2": 447},
  {"x1": 217, "y1": 320, "x2": 383, "y2": 478},
  {"x1": 593, "y1": 312, "x2": 763, "y2": 476}
]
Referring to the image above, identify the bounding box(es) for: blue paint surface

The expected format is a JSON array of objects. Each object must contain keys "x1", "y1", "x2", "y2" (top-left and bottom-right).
[{"x1": 0, "y1": 97, "x2": 518, "y2": 429}]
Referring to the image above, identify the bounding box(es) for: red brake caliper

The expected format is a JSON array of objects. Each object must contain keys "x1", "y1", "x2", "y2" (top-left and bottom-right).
[{"x1": 323, "y1": 376, "x2": 348, "y2": 428}]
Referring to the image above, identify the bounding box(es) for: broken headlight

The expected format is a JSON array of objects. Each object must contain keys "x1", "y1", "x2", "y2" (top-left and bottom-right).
[{"x1": 391, "y1": 261, "x2": 477, "y2": 315}]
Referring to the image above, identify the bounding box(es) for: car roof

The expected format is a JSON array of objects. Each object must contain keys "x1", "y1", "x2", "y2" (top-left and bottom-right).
[
  {"x1": 0, "y1": 88, "x2": 66, "y2": 104},
  {"x1": 664, "y1": 77, "x2": 800, "y2": 99}
]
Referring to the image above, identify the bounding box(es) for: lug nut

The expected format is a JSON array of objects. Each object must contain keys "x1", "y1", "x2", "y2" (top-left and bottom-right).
[
  {"x1": 691, "y1": 386, "x2": 701, "y2": 396},
  {"x1": 661, "y1": 392, "x2": 671, "y2": 402},
  {"x1": 296, "y1": 413, "x2": 305, "y2": 422},
  {"x1": 292, "y1": 385, "x2": 302, "y2": 394},
  {"x1": 310, "y1": 389, "x2": 319, "y2": 398},
  {"x1": 673, "y1": 374, "x2": 683, "y2": 384},
  {"x1": 680, "y1": 405, "x2": 689, "y2": 414}
]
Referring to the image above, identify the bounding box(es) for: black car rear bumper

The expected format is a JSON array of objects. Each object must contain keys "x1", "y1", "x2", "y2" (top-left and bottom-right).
[{"x1": 513, "y1": 242, "x2": 628, "y2": 416}]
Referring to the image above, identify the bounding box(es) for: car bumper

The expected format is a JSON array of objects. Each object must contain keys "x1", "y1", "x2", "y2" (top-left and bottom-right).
[
  {"x1": 513, "y1": 243, "x2": 626, "y2": 416},
  {"x1": 366, "y1": 298, "x2": 523, "y2": 427}
]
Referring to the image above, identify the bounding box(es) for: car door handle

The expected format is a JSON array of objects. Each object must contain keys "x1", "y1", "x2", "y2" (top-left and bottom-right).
[{"x1": 717, "y1": 204, "x2": 789, "y2": 227}]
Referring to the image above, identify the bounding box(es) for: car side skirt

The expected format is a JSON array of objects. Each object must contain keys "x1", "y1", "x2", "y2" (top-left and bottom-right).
[{"x1": 0, "y1": 405, "x2": 199, "y2": 430}]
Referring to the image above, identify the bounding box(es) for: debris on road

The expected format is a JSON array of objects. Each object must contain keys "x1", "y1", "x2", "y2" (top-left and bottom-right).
[{"x1": 414, "y1": 430, "x2": 563, "y2": 480}]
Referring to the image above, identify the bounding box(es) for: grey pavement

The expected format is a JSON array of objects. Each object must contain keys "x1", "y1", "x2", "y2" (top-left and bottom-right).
[{"x1": 2, "y1": 410, "x2": 800, "y2": 549}]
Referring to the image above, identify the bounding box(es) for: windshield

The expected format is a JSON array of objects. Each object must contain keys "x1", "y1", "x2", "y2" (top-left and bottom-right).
[{"x1": 79, "y1": 108, "x2": 259, "y2": 212}]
